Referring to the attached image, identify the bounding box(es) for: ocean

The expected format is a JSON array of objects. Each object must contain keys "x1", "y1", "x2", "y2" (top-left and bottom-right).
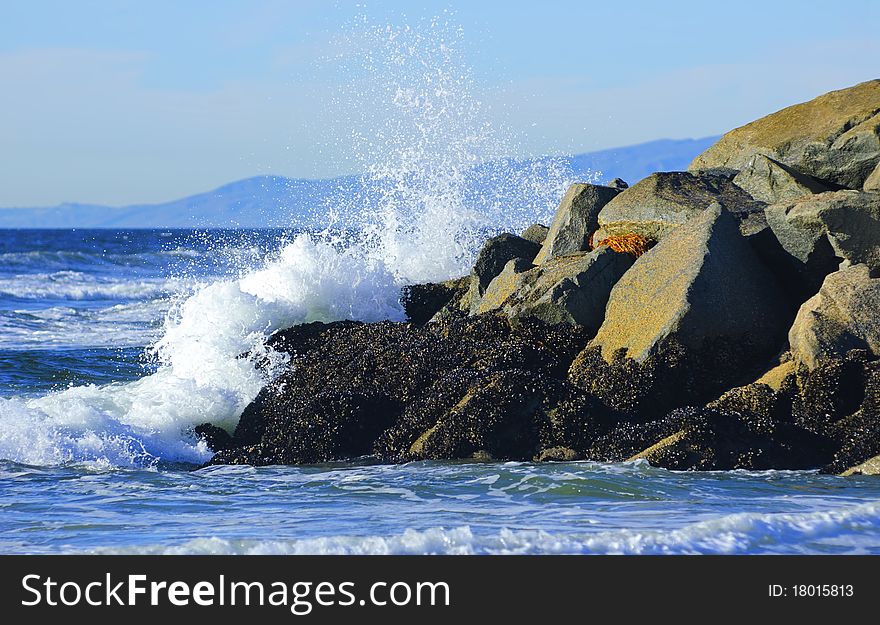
[{"x1": 1, "y1": 228, "x2": 879, "y2": 555}]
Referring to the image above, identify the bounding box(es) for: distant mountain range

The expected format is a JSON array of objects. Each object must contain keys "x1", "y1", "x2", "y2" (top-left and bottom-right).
[{"x1": 0, "y1": 137, "x2": 718, "y2": 228}]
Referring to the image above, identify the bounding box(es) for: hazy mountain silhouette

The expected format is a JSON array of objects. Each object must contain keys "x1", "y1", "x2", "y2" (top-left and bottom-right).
[{"x1": 0, "y1": 137, "x2": 718, "y2": 228}]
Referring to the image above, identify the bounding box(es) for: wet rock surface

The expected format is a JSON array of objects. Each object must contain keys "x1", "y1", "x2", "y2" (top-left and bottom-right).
[{"x1": 207, "y1": 315, "x2": 599, "y2": 465}]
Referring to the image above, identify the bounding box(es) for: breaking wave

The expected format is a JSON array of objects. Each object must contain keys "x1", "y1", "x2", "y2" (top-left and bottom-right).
[{"x1": 0, "y1": 16, "x2": 570, "y2": 468}]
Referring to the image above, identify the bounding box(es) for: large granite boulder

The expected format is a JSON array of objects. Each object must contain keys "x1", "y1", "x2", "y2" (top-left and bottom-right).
[
  {"x1": 533, "y1": 183, "x2": 621, "y2": 264},
  {"x1": 459, "y1": 233, "x2": 541, "y2": 313},
  {"x1": 765, "y1": 190, "x2": 880, "y2": 294},
  {"x1": 690, "y1": 79, "x2": 880, "y2": 190},
  {"x1": 789, "y1": 264, "x2": 880, "y2": 369},
  {"x1": 595, "y1": 171, "x2": 764, "y2": 241},
  {"x1": 732, "y1": 154, "x2": 834, "y2": 204},
  {"x1": 476, "y1": 247, "x2": 634, "y2": 332},
  {"x1": 570, "y1": 204, "x2": 789, "y2": 417}
]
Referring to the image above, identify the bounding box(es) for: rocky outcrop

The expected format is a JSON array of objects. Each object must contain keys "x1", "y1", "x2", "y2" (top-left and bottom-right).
[
  {"x1": 789, "y1": 264, "x2": 880, "y2": 369},
  {"x1": 476, "y1": 247, "x2": 633, "y2": 332},
  {"x1": 765, "y1": 190, "x2": 880, "y2": 275},
  {"x1": 198, "y1": 80, "x2": 880, "y2": 476},
  {"x1": 533, "y1": 183, "x2": 620, "y2": 264},
  {"x1": 207, "y1": 315, "x2": 602, "y2": 466},
  {"x1": 732, "y1": 154, "x2": 834, "y2": 204},
  {"x1": 590, "y1": 407, "x2": 832, "y2": 471},
  {"x1": 595, "y1": 171, "x2": 764, "y2": 242},
  {"x1": 690, "y1": 79, "x2": 880, "y2": 190},
  {"x1": 581, "y1": 351, "x2": 880, "y2": 472},
  {"x1": 569, "y1": 204, "x2": 789, "y2": 417}
]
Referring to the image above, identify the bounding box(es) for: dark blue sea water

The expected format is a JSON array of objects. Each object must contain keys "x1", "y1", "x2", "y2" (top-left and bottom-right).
[{"x1": 1, "y1": 229, "x2": 879, "y2": 554}]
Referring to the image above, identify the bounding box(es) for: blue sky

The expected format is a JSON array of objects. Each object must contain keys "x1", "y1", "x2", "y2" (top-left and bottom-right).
[{"x1": 1, "y1": 0, "x2": 878, "y2": 206}]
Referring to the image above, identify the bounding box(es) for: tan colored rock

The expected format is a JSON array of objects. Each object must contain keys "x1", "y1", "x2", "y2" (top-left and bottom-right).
[
  {"x1": 457, "y1": 233, "x2": 540, "y2": 313},
  {"x1": 626, "y1": 430, "x2": 688, "y2": 463},
  {"x1": 596, "y1": 171, "x2": 763, "y2": 241},
  {"x1": 520, "y1": 223, "x2": 550, "y2": 245},
  {"x1": 690, "y1": 79, "x2": 880, "y2": 190},
  {"x1": 474, "y1": 257, "x2": 533, "y2": 313},
  {"x1": 839, "y1": 454, "x2": 880, "y2": 476},
  {"x1": 789, "y1": 264, "x2": 880, "y2": 369},
  {"x1": 756, "y1": 360, "x2": 796, "y2": 392},
  {"x1": 591, "y1": 204, "x2": 787, "y2": 363}
]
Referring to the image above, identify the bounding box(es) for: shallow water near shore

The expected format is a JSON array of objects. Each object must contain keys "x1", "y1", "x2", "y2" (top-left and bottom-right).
[{"x1": 3, "y1": 459, "x2": 880, "y2": 555}]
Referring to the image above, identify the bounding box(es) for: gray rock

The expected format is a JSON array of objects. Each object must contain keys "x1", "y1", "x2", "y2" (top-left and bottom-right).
[
  {"x1": 733, "y1": 154, "x2": 833, "y2": 204},
  {"x1": 690, "y1": 79, "x2": 880, "y2": 190},
  {"x1": 459, "y1": 233, "x2": 540, "y2": 312},
  {"x1": 596, "y1": 171, "x2": 764, "y2": 241},
  {"x1": 865, "y1": 161, "x2": 880, "y2": 192},
  {"x1": 608, "y1": 178, "x2": 629, "y2": 190},
  {"x1": 477, "y1": 247, "x2": 634, "y2": 332},
  {"x1": 520, "y1": 223, "x2": 550, "y2": 245},
  {"x1": 533, "y1": 183, "x2": 621, "y2": 264},
  {"x1": 789, "y1": 264, "x2": 880, "y2": 369},
  {"x1": 765, "y1": 190, "x2": 880, "y2": 279},
  {"x1": 591, "y1": 203, "x2": 787, "y2": 363},
  {"x1": 473, "y1": 257, "x2": 535, "y2": 313}
]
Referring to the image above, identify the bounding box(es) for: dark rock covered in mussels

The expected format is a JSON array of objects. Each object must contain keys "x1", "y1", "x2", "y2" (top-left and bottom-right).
[{"x1": 206, "y1": 315, "x2": 603, "y2": 466}]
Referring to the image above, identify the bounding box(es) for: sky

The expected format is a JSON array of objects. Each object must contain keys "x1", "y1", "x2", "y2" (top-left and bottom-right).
[{"x1": 1, "y1": 0, "x2": 879, "y2": 207}]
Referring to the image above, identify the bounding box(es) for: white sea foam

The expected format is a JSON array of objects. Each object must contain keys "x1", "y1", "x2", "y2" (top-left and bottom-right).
[
  {"x1": 84, "y1": 502, "x2": 880, "y2": 555},
  {"x1": 0, "y1": 234, "x2": 409, "y2": 466},
  {"x1": 0, "y1": 271, "x2": 192, "y2": 301},
  {"x1": 0, "y1": 301, "x2": 170, "y2": 349}
]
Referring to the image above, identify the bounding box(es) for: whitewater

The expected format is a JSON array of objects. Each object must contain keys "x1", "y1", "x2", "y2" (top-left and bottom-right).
[{"x1": 1, "y1": 17, "x2": 879, "y2": 554}]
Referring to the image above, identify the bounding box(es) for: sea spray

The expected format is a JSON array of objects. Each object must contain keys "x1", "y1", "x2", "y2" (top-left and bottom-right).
[
  {"x1": 0, "y1": 15, "x2": 573, "y2": 468},
  {"x1": 319, "y1": 15, "x2": 572, "y2": 283}
]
